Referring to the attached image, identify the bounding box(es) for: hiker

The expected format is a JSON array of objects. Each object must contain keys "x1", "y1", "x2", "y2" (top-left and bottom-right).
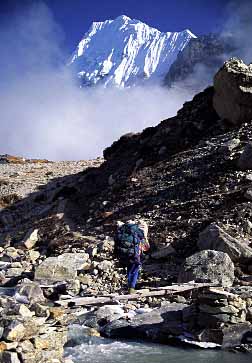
[{"x1": 114, "y1": 219, "x2": 150, "y2": 293}]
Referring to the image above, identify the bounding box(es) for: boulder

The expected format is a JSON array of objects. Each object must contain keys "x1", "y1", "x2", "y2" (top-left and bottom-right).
[
  {"x1": 198, "y1": 223, "x2": 252, "y2": 262},
  {"x1": 77, "y1": 305, "x2": 125, "y2": 329},
  {"x1": 16, "y1": 281, "x2": 45, "y2": 304},
  {"x1": 3, "y1": 317, "x2": 44, "y2": 341},
  {"x1": 35, "y1": 253, "x2": 89, "y2": 283},
  {"x1": 222, "y1": 323, "x2": 252, "y2": 349},
  {"x1": 102, "y1": 303, "x2": 188, "y2": 341},
  {"x1": 238, "y1": 143, "x2": 252, "y2": 170},
  {"x1": 33, "y1": 329, "x2": 67, "y2": 351},
  {"x1": 178, "y1": 250, "x2": 235, "y2": 287},
  {"x1": 213, "y1": 58, "x2": 252, "y2": 125},
  {"x1": 3, "y1": 321, "x2": 27, "y2": 342}
]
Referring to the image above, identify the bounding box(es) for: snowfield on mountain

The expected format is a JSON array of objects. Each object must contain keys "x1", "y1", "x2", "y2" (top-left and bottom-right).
[{"x1": 69, "y1": 15, "x2": 196, "y2": 87}]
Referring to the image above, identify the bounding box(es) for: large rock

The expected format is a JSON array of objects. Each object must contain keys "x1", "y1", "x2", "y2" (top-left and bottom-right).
[
  {"x1": 178, "y1": 250, "x2": 235, "y2": 287},
  {"x1": 77, "y1": 305, "x2": 125, "y2": 329},
  {"x1": 198, "y1": 223, "x2": 252, "y2": 262},
  {"x1": 222, "y1": 323, "x2": 252, "y2": 349},
  {"x1": 102, "y1": 303, "x2": 188, "y2": 341},
  {"x1": 213, "y1": 58, "x2": 252, "y2": 125},
  {"x1": 35, "y1": 253, "x2": 89, "y2": 283},
  {"x1": 3, "y1": 318, "x2": 44, "y2": 341},
  {"x1": 16, "y1": 280, "x2": 45, "y2": 304}
]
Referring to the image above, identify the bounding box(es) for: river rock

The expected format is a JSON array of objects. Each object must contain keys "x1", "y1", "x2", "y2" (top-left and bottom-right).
[
  {"x1": 178, "y1": 250, "x2": 235, "y2": 286},
  {"x1": 197, "y1": 223, "x2": 252, "y2": 261},
  {"x1": 222, "y1": 323, "x2": 252, "y2": 349},
  {"x1": 35, "y1": 253, "x2": 89, "y2": 283},
  {"x1": 102, "y1": 303, "x2": 188, "y2": 341},
  {"x1": 199, "y1": 304, "x2": 239, "y2": 315},
  {"x1": 77, "y1": 305, "x2": 125, "y2": 329},
  {"x1": 213, "y1": 58, "x2": 252, "y2": 125}
]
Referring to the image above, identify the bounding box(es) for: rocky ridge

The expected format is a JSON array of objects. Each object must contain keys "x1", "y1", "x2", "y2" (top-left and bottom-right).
[
  {"x1": 164, "y1": 33, "x2": 235, "y2": 90},
  {"x1": 1, "y1": 58, "x2": 252, "y2": 361}
]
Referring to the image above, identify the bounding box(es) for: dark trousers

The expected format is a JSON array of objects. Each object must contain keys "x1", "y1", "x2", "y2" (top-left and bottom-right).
[{"x1": 127, "y1": 262, "x2": 140, "y2": 289}]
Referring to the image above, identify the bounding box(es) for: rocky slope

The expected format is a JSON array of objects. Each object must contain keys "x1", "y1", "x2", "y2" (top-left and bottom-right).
[
  {"x1": 164, "y1": 33, "x2": 235, "y2": 89},
  {"x1": 68, "y1": 15, "x2": 196, "y2": 87},
  {"x1": 1, "y1": 58, "x2": 252, "y2": 361}
]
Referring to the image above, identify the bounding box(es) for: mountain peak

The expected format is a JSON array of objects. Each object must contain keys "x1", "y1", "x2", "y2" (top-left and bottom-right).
[
  {"x1": 184, "y1": 29, "x2": 197, "y2": 38},
  {"x1": 69, "y1": 17, "x2": 197, "y2": 87},
  {"x1": 115, "y1": 14, "x2": 131, "y2": 22}
]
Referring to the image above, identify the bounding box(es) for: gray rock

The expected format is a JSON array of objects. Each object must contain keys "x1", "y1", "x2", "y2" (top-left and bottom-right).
[
  {"x1": 0, "y1": 326, "x2": 4, "y2": 339},
  {"x1": 244, "y1": 189, "x2": 252, "y2": 201},
  {"x1": 33, "y1": 329, "x2": 67, "y2": 351},
  {"x1": 6, "y1": 267, "x2": 24, "y2": 277},
  {"x1": 222, "y1": 323, "x2": 252, "y2": 349},
  {"x1": 3, "y1": 317, "x2": 44, "y2": 342},
  {"x1": 3, "y1": 320, "x2": 27, "y2": 341},
  {"x1": 198, "y1": 223, "x2": 252, "y2": 262},
  {"x1": 199, "y1": 304, "x2": 239, "y2": 315},
  {"x1": 98, "y1": 260, "x2": 113, "y2": 272},
  {"x1": 77, "y1": 305, "x2": 125, "y2": 329},
  {"x1": 213, "y1": 58, "x2": 252, "y2": 125},
  {"x1": 220, "y1": 138, "x2": 240, "y2": 152},
  {"x1": 238, "y1": 143, "x2": 252, "y2": 170},
  {"x1": 0, "y1": 351, "x2": 21, "y2": 363},
  {"x1": 35, "y1": 253, "x2": 89, "y2": 283},
  {"x1": 178, "y1": 250, "x2": 235, "y2": 287},
  {"x1": 16, "y1": 281, "x2": 45, "y2": 304},
  {"x1": 151, "y1": 245, "x2": 176, "y2": 259},
  {"x1": 102, "y1": 303, "x2": 188, "y2": 341}
]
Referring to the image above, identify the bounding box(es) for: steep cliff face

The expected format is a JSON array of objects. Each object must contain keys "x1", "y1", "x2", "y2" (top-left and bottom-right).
[
  {"x1": 164, "y1": 34, "x2": 235, "y2": 89},
  {"x1": 68, "y1": 15, "x2": 196, "y2": 87}
]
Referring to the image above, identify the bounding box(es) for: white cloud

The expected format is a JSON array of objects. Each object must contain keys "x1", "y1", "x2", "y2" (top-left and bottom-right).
[{"x1": 0, "y1": 2, "x2": 194, "y2": 160}]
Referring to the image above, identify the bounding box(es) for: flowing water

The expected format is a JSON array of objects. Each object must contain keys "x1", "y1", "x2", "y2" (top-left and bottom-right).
[{"x1": 64, "y1": 326, "x2": 251, "y2": 363}]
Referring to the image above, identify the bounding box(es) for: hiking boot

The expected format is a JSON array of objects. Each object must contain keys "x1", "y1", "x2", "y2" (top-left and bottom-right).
[{"x1": 129, "y1": 288, "x2": 135, "y2": 294}]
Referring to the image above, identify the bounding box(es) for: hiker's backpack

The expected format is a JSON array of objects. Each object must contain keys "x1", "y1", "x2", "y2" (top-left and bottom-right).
[{"x1": 114, "y1": 223, "x2": 144, "y2": 266}]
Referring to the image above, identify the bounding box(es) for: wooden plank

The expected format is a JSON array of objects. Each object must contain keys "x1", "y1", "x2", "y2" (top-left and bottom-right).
[
  {"x1": 55, "y1": 283, "x2": 216, "y2": 307},
  {"x1": 153, "y1": 282, "x2": 216, "y2": 291}
]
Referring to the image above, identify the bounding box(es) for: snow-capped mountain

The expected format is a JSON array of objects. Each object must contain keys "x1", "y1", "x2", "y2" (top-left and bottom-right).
[{"x1": 69, "y1": 15, "x2": 197, "y2": 87}]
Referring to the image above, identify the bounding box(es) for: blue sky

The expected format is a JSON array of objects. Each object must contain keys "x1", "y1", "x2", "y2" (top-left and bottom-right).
[{"x1": 1, "y1": 0, "x2": 231, "y2": 52}]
